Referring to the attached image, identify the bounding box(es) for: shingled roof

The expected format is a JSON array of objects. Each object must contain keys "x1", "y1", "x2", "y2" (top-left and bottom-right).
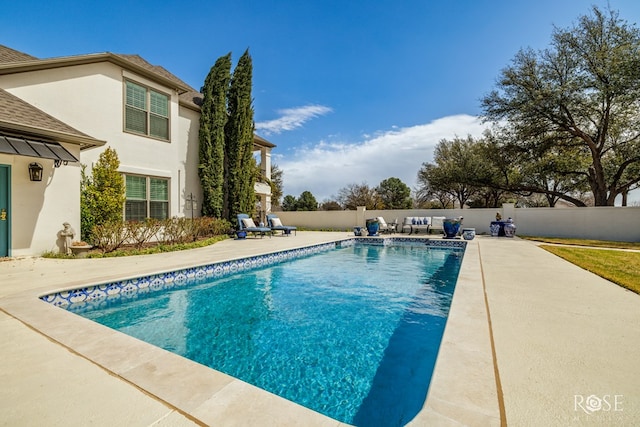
[
  {"x1": 0, "y1": 45, "x2": 38, "y2": 63},
  {"x1": 0, "y1": 88, "x2": 104, "y2": 148},
  {"x1": 113, "y1": 53, "x2": 197, "y2": 93},
  {"x1": 0, "y1": 45, "x2": 202, "y2": 110}
]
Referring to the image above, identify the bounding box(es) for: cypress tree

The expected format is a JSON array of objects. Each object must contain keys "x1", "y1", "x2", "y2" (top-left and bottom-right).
[
  {"x1": 198, "y1": 53, "x2": 231, "y2": 218},
  {"x1": 224, "y1": 49, "x2": 255, "y2": 221}
]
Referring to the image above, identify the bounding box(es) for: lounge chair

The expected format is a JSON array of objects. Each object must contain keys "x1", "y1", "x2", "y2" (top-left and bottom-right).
[
  {"x1": 237, "y1": 214, "x2": 272, "y2": 238},
  {"x1": 267, "y1": 214, "x2": 297, "y2": 236}
]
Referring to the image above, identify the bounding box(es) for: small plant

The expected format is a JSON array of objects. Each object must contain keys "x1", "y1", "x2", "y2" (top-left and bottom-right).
[{"x1": 41, "y1": 250, "x2": 75, "y2": 259}]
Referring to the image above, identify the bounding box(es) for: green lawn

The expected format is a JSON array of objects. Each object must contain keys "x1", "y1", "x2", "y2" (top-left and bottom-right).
[
  {"x1": 521, "y1": 236, "x2": 640, "y2": 295},
  {"x1": 520, "y1": 235, "x2": 640, "y2": 250}
]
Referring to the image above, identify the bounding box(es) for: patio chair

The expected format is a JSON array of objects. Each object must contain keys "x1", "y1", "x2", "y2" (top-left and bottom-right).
[
  {"x1": 267, "y1": 214, "x2": 297, "y2": 236},
  {"x1": 237, "y1": 214, "x2": 272, "y2": 238},
  {"x1": 430, "y1": 216, "x2": 446, "y2": 235},
  {"x1": 377, "y1": 217, "x2": 397, "y2": 233}
]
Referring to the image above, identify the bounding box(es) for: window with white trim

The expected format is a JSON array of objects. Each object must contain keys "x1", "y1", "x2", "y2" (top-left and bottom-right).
[
  {"x1": 125, "y1": 175, "x2": 169, "y2": 221},
  {"x1": 125, "y1": 81, "x2": 170, "y2": 140}
]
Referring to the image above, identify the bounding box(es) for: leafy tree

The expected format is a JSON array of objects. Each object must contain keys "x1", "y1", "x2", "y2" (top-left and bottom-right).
[
  {"x1": 282, "y1": 195, "x2": 297, "y2": 211},
  {"x1": 377, "y1": 177, "x2": 413, "y2": 209},
  {"x1": 320, "y1": 200, "x2": 342, "y2": 210},
  {"x1": 414, "y1": 187, "x2": 454, "y2": 209},
  {"x1": 417, "y1": 133, "x2": 575, "y2": 208},
  {"x1": 464, "y1": 132, "x2": 547, "y2": 207},
  {"x1": 225, "y1": 49, "x2": 256, "y2": 220},
  {"x1": 269, "y1": 164, "x2": 283, "y2": 209},
  {"x1": 513, "y1": 143, "x2": 591, "y2": 207},
  {"x1": 416, "y1": 136, "x2": 491, "y2": 208},
  {"x1": 198, "y1": 53, "x2": 231, "y2": 218},
  {"x1": 415, "y1": 165, "x2": 454, "y2": 208},
  {"x1": 336, "y1": 183, "x2": 383, "y2": 210},
  {"x1": 280, "y1": 191, "x2": 318, "y2": 211},
  {"x1": 481, "y1": 6, "x2": 640, "y2": 206},
  {"x1": 80, "y1": 147, "x2": 125, "y2": 242},
  {"x1": 478, "y1": 123, "x2": 593, "y2": 207},
  {"x1": 296, "y1": 191, "x2": 318, "y2": 211}
]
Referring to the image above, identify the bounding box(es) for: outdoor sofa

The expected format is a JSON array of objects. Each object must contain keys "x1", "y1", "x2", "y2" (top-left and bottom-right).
[{"x1": 401, "y1": 216, "x2": 446, "y2": 235}]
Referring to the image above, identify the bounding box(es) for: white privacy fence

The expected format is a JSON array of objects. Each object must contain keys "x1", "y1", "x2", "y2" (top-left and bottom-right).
[{"x1": 273, "y1": 204, "x2": 640, "y2": 242}]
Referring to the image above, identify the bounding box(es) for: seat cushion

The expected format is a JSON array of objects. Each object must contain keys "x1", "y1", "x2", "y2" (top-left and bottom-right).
[
  {"x1": 242, "y1": 218, "x2": 257, "y2": 228},
  {"x1": 271, "y1": 217, "x2": 283, "y2": 227}
]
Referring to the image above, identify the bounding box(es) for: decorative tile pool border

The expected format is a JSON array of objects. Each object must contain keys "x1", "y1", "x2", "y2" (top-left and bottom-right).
[
  {"x1": 41, "y1": 237, "x2": 466, "y2": 311},
  {"x1": 340, "y1": 237, "x2": 467, "y2": 249}
]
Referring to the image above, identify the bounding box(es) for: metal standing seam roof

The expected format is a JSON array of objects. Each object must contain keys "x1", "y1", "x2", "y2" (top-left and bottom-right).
[{"x1": 0, "y1": 134, "x2": 79, "y2": 163}]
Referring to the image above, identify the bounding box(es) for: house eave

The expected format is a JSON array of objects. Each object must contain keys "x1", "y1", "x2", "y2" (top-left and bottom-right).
[
  {"x1": 0, "y1": 53, "x2": 192, "y2": 94},
  {"x1": 254, "y1": 134, "x2": 276, "y2": 148},
  {"x1": 179, "y1": 98, "x2": 201, "y2": 112}
]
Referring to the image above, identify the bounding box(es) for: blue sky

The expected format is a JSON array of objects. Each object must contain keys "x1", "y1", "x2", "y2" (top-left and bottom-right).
[{"x1": 3, "y1": 0, "x2": 640, "y2": 203}]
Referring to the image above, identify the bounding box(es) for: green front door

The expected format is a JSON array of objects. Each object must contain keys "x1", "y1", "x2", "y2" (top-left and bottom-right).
[{"x1": 0, "y1": 165, "x2": 10, "y2": 257}]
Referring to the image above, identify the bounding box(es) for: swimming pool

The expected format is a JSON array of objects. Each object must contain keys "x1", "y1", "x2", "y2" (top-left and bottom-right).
[{"x1": 42, "y1": 238, "x2": 465, "y2": 426}]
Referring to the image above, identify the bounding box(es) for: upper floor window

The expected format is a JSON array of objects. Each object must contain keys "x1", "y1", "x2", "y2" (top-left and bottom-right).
[{"x1": 125, "y1": 81, "x2": 169, "y2": 140}]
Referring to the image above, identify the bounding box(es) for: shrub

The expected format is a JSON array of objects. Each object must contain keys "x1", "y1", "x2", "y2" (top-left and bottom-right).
[
  {"x1": 92, "y1": 221, "x2": 128, "y2": 253},
  {"x1": 199, "y1": 216, "x2": 233, "y2": 236},
  {"x1": 88, "y1": 217, "x2": 232, "y2": 253},
  {"x1": 160, "y1": 217, "x2": 189, "y2": 244},
  {"x1": 127, "y1": 219, "x2": 162, "y2": 248}
]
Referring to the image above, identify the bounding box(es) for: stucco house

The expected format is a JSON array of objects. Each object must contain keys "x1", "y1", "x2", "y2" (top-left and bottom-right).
[{"x1": 0, "y1": 45, "x2": 273, "y2": 257}]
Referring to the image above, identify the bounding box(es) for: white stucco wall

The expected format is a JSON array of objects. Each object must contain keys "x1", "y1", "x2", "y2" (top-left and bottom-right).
[
  {"x1": 2, "y1": 62, "x2": 201, "y2": 218},
  {"x1": 275, "y1": 205, "x2": 640, "y2": 242},
  {"x1": 512, "y1": 206, "x2": 640, "y2": 241},
  {"x1": 0, "y1": 143, "x2": 81, "y2": 256},
  {"x1": 1, "y1": 61, "x2": 202, "y2": 254},
  {"x1": 177, "y1": 106, "x2": 203, "y2": 217}
]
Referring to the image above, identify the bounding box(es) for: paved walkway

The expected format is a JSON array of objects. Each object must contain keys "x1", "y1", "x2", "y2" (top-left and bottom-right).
[
  {"x1": 479, "y1": 237, "x2": 640, "y2": 426},
  {"x1": 1, "y1": 233, "x2": 638, "y2": 426}
]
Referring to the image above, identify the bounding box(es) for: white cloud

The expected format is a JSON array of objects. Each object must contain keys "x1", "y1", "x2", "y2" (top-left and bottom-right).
[
  {"x1": 277, "y1": 114, "x2": 489, "y2": 201},
  {"x1": 255, "y1": 105, "x2": 332, "y2": 135}
]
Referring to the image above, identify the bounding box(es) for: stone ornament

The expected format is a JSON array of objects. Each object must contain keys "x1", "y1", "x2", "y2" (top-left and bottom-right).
[{"x1": 58, "y1": 222, "x2": 75, "y2": 255}]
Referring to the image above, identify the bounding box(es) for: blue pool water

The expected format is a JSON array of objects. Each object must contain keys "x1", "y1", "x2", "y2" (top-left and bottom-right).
[{"x1": 67, "y1": 242, "x2": 463, "y2": 426}]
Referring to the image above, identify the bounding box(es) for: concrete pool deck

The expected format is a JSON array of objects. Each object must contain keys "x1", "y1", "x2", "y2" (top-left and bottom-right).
[{"x1": 1, "y1": 232, "x2": 639, "y2": 426}]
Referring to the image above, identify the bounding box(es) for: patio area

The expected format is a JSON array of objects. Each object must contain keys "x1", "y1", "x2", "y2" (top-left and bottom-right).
[{"x1": 1, "y1": 232, "x2": 638, "y2": 426}]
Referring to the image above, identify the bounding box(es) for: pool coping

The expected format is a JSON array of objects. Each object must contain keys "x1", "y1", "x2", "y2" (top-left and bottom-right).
[{"x1": 1, "y1": 235, "x2": 500, "y2": 426}]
